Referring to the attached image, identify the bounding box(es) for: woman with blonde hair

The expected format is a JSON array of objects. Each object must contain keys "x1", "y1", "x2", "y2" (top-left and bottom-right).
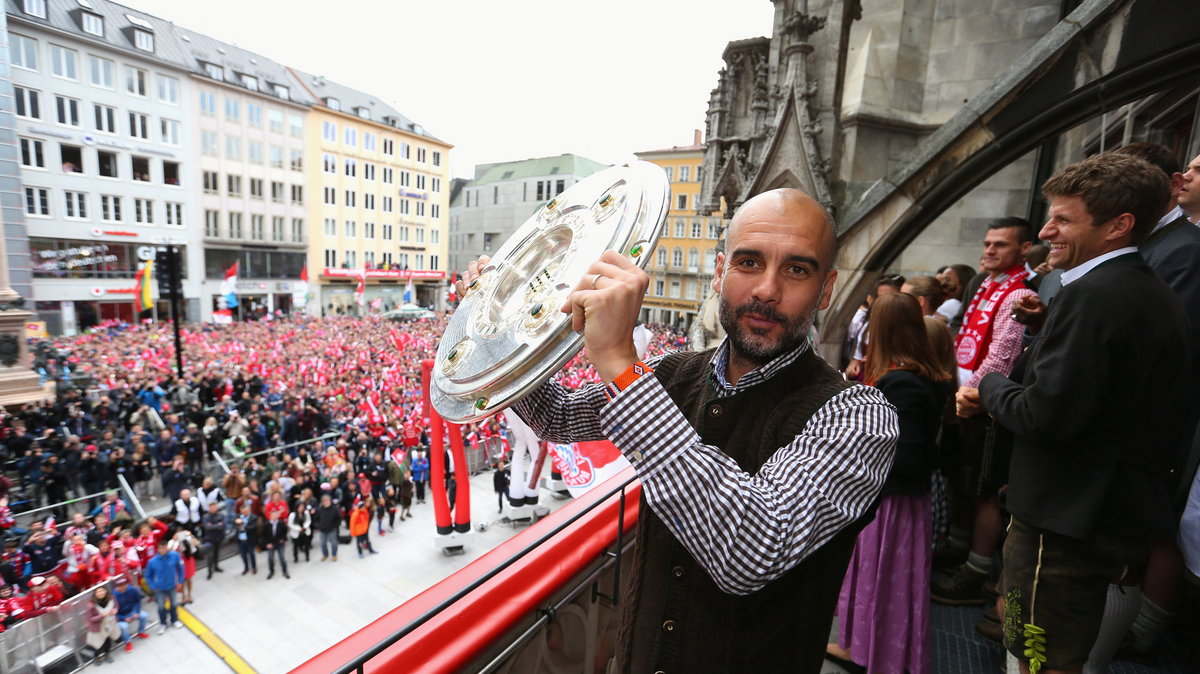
[
  {"x1": 828, "y1": 292, "x2": 952, "y2": 674},
  {"x1": 902, "y1": 275, "x2": 949, "y2": 318}
]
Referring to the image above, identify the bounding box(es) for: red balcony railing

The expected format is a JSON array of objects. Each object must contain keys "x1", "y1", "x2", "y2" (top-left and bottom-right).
[{"x1": 294, "y1": 467, "x2": 641, "y2": 674}]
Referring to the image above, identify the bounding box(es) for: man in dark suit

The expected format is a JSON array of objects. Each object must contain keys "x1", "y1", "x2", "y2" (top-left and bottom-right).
[
  {"x1": 960, "y1": 152, "x2": 1191, "y2": 674},
  {"x1": 263, "y1": 511, "x2": 289, "y2": 580}
]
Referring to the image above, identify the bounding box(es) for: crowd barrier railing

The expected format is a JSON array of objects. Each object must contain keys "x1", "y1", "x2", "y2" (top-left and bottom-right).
[{"x1": 0, "y1": 578, "x2": 115, "y2": 674}]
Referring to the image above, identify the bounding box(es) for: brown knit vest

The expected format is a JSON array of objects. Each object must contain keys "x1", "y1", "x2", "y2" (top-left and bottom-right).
[{"x1": 614, "y1": 348, "x2": 865, "y2": 673}]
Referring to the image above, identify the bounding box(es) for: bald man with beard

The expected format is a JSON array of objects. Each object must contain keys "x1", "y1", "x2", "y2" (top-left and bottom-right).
[{"x1": 463, "y1": 188, "x2": 898, "y2": 673}]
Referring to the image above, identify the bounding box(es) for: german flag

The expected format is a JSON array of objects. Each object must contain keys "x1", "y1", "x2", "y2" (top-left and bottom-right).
[{"x1": 134, "y1": 259, "x2": 154, "y2": 312}]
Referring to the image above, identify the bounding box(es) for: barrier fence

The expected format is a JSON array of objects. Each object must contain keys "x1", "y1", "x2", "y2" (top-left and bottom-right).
[{"x1": 0, "y1": 579, "x2": 116, "y2": 674}]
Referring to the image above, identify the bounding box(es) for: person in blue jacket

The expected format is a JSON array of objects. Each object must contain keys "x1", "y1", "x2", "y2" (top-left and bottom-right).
[
  {"x1": 113, "y1": 576, "x2": 149, "y2": 651},
  {"x1": 143, "y1": 539, "x2": 184, "y2": 633}
]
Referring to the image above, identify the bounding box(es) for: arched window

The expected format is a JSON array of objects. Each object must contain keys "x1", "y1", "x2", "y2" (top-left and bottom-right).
[
  {"x1": 672, "y1": 247, "x2": 683, "y2": 268},
  {"x1": 657, "y1": 248, "x2": 667, "y2": 268},
  {"x1": 687, "y1": 248, "x2": 699, "y2": 270},
  {"x1": 704, "y1": 248, "x2": 716, "y2": 272}
]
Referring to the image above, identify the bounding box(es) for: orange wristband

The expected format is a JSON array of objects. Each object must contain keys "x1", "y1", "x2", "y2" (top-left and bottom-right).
[{"x1": 607, "y1": 361, "x2": 653, "y2": 398}]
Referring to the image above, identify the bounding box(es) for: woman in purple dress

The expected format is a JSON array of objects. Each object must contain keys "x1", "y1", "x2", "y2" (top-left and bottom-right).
[{"x1": 827, "y1": 291, "x2": 952, "y2": 674}]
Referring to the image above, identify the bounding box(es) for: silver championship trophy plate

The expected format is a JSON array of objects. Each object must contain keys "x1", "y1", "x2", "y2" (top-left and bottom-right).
[{"x1": 431, "y1": 161, "x2": 670, "y2": 423}]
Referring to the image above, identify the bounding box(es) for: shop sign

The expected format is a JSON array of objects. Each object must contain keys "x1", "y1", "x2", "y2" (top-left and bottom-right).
[
  {"x1": 91, "y1": 228, "x2": 139, "y2": 238},
  {"x1": 90, "y1": 287, "x2": 137, "y2": 297},
  {"x1": 24, "y1": 321, "x2": 48, "y2": 338},
  {"x1": 401, "y1": 191, "x2": 428, "y2": 200},
  {"x1": 35, "y1": 243, "x2": 119, "y2": 272},
  {"x1": 322, "y1": 268, "x2": 445, "y2": 280},
  {"x1": 236, "y1": 281, "x2": 268, "y2": 292},
  {"x1": 26, "y1": 126, "x2": 73, "y2": 140}
]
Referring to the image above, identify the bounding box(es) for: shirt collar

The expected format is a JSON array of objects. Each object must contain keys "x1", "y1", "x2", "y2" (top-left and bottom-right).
[
  {"x1": 1060, "y1": 246, "x2": 1138, "y2": 286},
  {"x1": 709, "y1": 336, "x2": 812, "y2": 394},
  {"x1": 1153, "y1": 205, "x2": 1185, "y2": 234}
]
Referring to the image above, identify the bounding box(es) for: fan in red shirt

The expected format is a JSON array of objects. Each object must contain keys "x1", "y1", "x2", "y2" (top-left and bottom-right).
[
  {"x1": 88, "y1": 540, "x2": 128, "y2": 584},
  {"x1": 0, "y1": 585, "x2": 28, "y2": 626},
  {"x1": 25, "y1": 577, "x2": 63, "y2": 617}
]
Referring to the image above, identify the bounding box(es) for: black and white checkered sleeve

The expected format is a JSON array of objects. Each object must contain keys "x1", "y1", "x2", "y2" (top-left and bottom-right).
[{"x1": 598, "y1": 375, "x2": 898, "y2": 595}]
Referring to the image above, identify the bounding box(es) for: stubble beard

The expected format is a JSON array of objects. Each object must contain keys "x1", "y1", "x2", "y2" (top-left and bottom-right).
[{"x1": 718, "y1": 294, "x2": 819, "y2": 366}]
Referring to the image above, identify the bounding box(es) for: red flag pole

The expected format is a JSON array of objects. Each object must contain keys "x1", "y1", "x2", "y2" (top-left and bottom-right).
[{"x1": 422, "y1": 359, "x2": 452, "y2": 534}]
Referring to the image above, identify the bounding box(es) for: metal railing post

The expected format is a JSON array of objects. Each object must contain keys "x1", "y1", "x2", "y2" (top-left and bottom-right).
[
  {"x1": 116, "y1": 474, "x2": 148, "y2": 520},
  {"x1": 211, "y1": 451, "x2": 232, "y2": 475}
]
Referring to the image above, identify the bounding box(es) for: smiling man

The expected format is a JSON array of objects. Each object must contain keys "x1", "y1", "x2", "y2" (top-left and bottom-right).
[
  {"x1": 479, "y1": 188, "x2": 898, "y2": 673},
  {"x1": 972, "y1": 153, "x2": 1190, "y2": 674}
]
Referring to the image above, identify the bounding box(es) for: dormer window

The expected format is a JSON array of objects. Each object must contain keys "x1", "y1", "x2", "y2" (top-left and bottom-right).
[
  {"x1": 203, "y1": 62, "x2": 223, "y2": 81},
  {"x1": 325, "y1": 97, "x2": 340, "y2": 111},
  {"x1": 355, "y1": 107, "x2": 370, "y2": 120},
  {"x1": 133, "y1": 29, "x2": 154, "y2": 52},
  {"x1": 81, "y1": 12, "x2": 103, "y2": 36},
  {"x1": 382, "y1": 116, "x2": 398, "y2": 127},
  {"x1": 240, "y1": 74, "x2": 258, "y2": 91},
  {"x1": 272, "y1": 84, "x2": 289, "y2": 101},
  {"x1": 23, "y1": 0, "x2": 46, "y2": 18}
]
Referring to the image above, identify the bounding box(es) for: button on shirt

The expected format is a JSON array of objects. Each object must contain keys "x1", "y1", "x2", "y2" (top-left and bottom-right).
[{"x1": 514, "y1": 338, "x2": 897, "y2": 595}]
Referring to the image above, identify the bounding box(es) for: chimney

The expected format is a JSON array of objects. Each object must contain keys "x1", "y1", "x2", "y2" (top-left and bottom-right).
[{"x1": 694, "y1": 129, "x2": 702, "y2": 145}]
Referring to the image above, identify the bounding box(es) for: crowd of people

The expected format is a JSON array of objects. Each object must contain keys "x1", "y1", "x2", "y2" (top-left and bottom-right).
[
  {"x1": 0, "y1": 312, "x2": 689, "y2": 665},
  {"x1": 826, "y1": 143, "x2": 1200, "y2": 674}
]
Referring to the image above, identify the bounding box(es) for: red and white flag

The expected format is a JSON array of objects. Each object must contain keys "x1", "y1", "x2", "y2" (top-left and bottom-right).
[{"x1": 549, "y1": 440, "x2": 630, "y2": 498}]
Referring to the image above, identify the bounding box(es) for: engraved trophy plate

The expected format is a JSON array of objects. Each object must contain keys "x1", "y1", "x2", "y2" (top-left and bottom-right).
[{"x1": 431, "y1": 161, "x2": 669, "y2": 423}]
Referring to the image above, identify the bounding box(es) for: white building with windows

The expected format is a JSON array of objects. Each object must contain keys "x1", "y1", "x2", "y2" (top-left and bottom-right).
[
  {"x1": 182, "y1": 32, "x2": 311, "y2": 320},
  {"x1": 7, "y1": 0, "x2": 200, "y2": 333},
  {"x1": 447, "y1": 154, "x2": 609, "y2": 276}
]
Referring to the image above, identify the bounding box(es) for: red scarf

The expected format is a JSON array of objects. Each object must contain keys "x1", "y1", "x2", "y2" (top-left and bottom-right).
[{"x1": 955, "y1": 265, "x2": 1029, "y2": 371}]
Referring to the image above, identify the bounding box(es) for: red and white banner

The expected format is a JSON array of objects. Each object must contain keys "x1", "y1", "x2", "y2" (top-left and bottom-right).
[
  {"x1": 549, "y1": 441, "x2": 630, "y2": 498},
  {"x1": 323, "y1": 268, "x2": 446, "y2": 280}
]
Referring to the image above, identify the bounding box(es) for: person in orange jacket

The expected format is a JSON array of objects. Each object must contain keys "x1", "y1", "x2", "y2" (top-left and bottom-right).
[{"x1": 348, "y1": 500, "x2": 377, "y2": 558}]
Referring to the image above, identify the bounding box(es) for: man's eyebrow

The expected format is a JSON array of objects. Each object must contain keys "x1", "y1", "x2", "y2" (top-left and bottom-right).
[{"x1": 729, "y1": 248, "x2": 822, "y2": 270}]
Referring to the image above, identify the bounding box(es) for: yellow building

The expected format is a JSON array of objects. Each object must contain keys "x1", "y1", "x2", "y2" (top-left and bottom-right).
[
  {"x1": 635, "y1": 133, "x2": 725, "y2": 330},
  {"x1": 291, "y1": 72, "x2": 452, "y2": 315}
]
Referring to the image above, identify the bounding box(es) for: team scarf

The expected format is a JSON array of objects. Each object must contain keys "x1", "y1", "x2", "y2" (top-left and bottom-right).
[{"x1": 954, "y1": 265, "x2": 1029, "y2": 371}]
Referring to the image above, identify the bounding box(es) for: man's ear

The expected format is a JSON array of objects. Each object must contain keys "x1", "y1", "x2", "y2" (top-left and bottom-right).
[{"x1": 1108, "y1": 213, "x2": 1136, "y2": 242}]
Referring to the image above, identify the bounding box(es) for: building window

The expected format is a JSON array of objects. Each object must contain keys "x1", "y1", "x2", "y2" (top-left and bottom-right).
[
  {"x1": 400, "y1": 171, "x2": 410, "y2": 187},
  {"x1": 670, "y1": 280, "x2": 681, "y2": 298},
  {"x1": 383, "y1": 139, "x2": 394, "y2": 155},
  {"x1": 157, "y1": 76, "x2": 178, "y2": 104},
  {"x1": 165, "y1": 202, "x2": 183, "y2": 227},
  {"x1": 324, "y1": 249, "x2": 337, "y2": 267},
  {"x1": 399, "y1": 199, "x2": 410, "y2": 215},
  {"x1": 133, "y1": 198, "x2": 153, "y2": 224},
  {"x1": 160, "y1": 119, "x2": 180, "y2": 145},
  {"x1": 203, "y1": 171, "x2": 219, "y2": 194},
  {"x1": 322, "y1": 121, "x2": 336, "y2": 142},
  {"x1": 86, "y1": 56, "x2": 113, "y2": 90},
  {"x1": 364, "y1": 194, "x2": 375, "y2": 210},
  {"x1": 431, "y1": 177, "x2": 441, "y2": 193},
  {"x1": 227, "y1": 175, "x2": 242, "y2": 197},
  {"x1": 708, "y1": 219, "x2": 721, "y2": 238},
  {"x1": 229, "y1": 213, "x2": 243, "y2": 238},
  {"x1": 246, "y1": 104, "x2": 262, "y2": 128},
  {"x1": 416, "y1": 202, "x2": 425, "y2": 217},
  {"x1": 274, "y1": 84, "x2": 290, "y2": 101},
  {"x1": 53, "y1": 96, "x2": 80, "y2": 127},
  {"x1": 49, "y1": 45, "x2": 77, "y2": 80},
  {"x1": 399, "y1": 226, "x2": 409, "y2": 242},
  {"x1": 102, "y1": 195, "x2": 122, "y2": 222},
  {"x1": 128, "y1": 112, "x2": 149, "y2": 139},
  {"x1": 691, "y1": 220, "x2": 702, "y2": 238},
  {"x1": 416, "y1": 148, "x2": 426, "y2": 163},
  {"x1": 323, "y1": 187, "x2": 336, "y2": 205},
  {"x1": 344, "y1": 128, "x2": 357, "y2": 146},
  {"x1": 272, "y1": 216, "x2": 284, "y2": 241},
  {"x1": 240, "y1": 74, "x2": 258, "y2": 91},
  {"x1": 243, "y1": 141, "x2": 261, "y2": 165},
  {"x1": 672, "y1": 248, "x2": 683, "y2": 267},
  {"x1": 133, "y1": 30, "x2": 154, "y2": 53},
  {"x1": 251, "y1": 215, "x2": 264, "y2": 240},
  {"x1": 270, "y1": 145, "x2": 283, "y2": 169},
  {"x1": 344, "y1": 159, "x2": 356, "y2": 177},
  {"x1": 676, "y1": 193, "x2": 687, "y2": 210},
  {"x1": 225, "y1": 98, "x2": 239, "y2": 122},
  {"x1": 688, "y1": 248, "x2": 699, "y2": 270},
  {"x1": 12, "y1": 34, "x2": 37, "y2": 71},
  {"x1": 382, "y1": 196, "x2": 393, "y2": 212},
  {"x1": 679, "y1": 165, "x2": 690, "y2": 182},
  {"x1": 674, "y1": 219, "x2": 685, "y2": 237},
  {"x1": 325, "y1": 97, "x2": 340, "y2": 111},
  {"x1": 131, "y1": 156, "x2": 150, "y2": 182},
  {"x1": 382, "y1": 223, "x2": 393, "y2": 240},
  {"x1": 383, "y1": 167, "x2": 393, "y2": 184},
  {"x1": 201, "y1": 131, "x2": 218, "y2": 156},
  {"x1": 57, "y1": 144, "x2": 81, "y2": 173},
  {"x1": 364, "y1": 133, "x2": 376, "y2": 151},
  {"x1": 345, "y1": 191, "x2": 357, "y2": 208},
  {"x1": 417, "y1": 175, "x2": 427, "y2": 190},
  {"x1": 125, "y1": 67, "x2": 146, "y2": 96},
  {"x1": 415, "y1": 227, "x2": 424, "y2": 243},
  {"x1": 205, "y1": 210, "x2": 219, "y2": 237},
  {"x1": 431, "y1": 204, "x2": 440, "y2": 219},
  {"x1": 203, "y1": 62, "x2": 223, "y2": 80},
  {"x1": 25, "y1": 187, "x2": 49, "y2": 216},
  {"x1": 364, "y1": 222, "x2": 375, "y2": 239},
  {"x1": 249, "y1": 178, "x2": 263, "y2": 199},
  {"x1": 226, "y1": 137, "x2": 242, "y2": 161},
  {"x1": 22, "y1": 0, "x2": 46, "y2": 18},
  {"x1": 324, "y1": 218, "x2": 337, "y2": 236},
  {"x1": 364, "y1": 163, "x2": 376, "y2": 180},
  {"x1": 415, "y1": 254, "x2": 425, "y2": 270},
  {"x1": 271, "y1": 181, "x2": 284, "y2": 203},
  {"x1": 291, "y1": 218, "x2": 304, "y2": 243},
  {"x1": 97, "y1": 151, "x2": 117, "y2": 178},
  {"x1": 400, "y1": 142, "x2": 410, "y2": 159},
  {"x1": 655, "y1": 248, "x2": 667, "y2": 269},
  {"x1": 290, "y1": 149, "x2": 303, "y2": 171},
  {"x1": 14, "y1": 86, "x2": 40, "y2": 119},
  {"x1": 291, "y1": 185, "x2": 303, "y2": 204},
  {"x1": 19, "y1": 138, "x2": 44, "y2": 168},
  {"x1": 268, "y1": 110, "x2": 283, "y2": 133},
  {"x1": 199, "y1": 91, "x2": 215, "y2": 116},
  {"x1": 63, "y1": 191, "x2": 86, "y2": 219},
  {"x1": 289, "y1": 115, "x2": 303, "y2": 137},
  {"x1": 81, "y1": 12, "x2": 103, "y2": 36},
  {"x1": 432, "y1": 151, "x2": 441, "y2": 167}
]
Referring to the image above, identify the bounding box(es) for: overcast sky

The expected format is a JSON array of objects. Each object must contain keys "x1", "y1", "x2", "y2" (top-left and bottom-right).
[{"x1": 126, "y1": 0, "x2": 776, "y2": 180}]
